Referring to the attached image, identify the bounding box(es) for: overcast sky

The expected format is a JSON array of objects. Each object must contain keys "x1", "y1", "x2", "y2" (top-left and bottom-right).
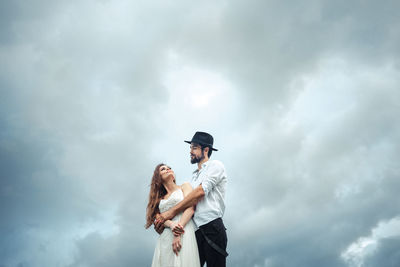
[{"x1": 1, "y1": 1, "x2": 400, "y2": 267}]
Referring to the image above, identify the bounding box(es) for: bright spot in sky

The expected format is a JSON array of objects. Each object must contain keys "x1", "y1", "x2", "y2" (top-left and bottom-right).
[{"x1": 163, "y1": 51, "x2": 234, "y2": 111}]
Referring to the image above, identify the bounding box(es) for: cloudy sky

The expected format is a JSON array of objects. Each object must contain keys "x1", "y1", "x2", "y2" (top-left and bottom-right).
[{"x1": 1, "y1": 0, "x2": 400, "y2": 266}]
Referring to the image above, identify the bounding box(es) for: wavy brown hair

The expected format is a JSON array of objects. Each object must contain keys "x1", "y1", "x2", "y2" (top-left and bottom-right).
[{"x1": 145, "y1": 163, "x2": 176, "y2": 229}]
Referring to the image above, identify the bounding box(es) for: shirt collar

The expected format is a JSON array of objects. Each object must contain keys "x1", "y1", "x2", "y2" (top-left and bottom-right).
[{"x1": 193, "y1": 160, "x2": 210, "y2": 174}]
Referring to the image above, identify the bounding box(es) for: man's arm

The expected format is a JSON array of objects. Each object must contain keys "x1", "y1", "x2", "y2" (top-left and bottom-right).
[
  {"x1": 155, "y1": 185, "x2": 205, "y2": 226},
  {"x1": 154, "y1": 214, "x2": 165, "y2": 234}
]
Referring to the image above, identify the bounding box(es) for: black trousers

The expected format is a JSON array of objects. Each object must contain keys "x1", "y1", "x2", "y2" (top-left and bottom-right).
[{"x1": 195, "y1": 218, "x2": 228, "y2": 267}]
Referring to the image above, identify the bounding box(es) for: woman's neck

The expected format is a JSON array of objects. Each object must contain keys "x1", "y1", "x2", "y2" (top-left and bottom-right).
[{"x1": 163, "y1": 180, "x2": 178, "y2": 194}]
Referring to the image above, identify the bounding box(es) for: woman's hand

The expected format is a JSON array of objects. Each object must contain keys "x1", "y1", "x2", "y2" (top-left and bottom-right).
[
  {"x1": 172, "y1": 235, "x2": 182, "y2": 256},
  {"x1": 170, "y1": 221, "x2": 185, "y2": 236}
]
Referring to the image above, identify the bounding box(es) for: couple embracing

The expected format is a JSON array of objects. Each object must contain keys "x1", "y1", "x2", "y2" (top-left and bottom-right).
[{"x1": 145, "y1": 132, "x2": 228, "y2": 267}]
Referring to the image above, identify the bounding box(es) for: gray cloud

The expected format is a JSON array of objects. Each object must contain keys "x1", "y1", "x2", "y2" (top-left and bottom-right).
[
  {"x1": 1, "y1": 0, "x2": 399, "y2": 267},
  {"x1": 364, "y1": 237, "x2": 400, "y2": 267}
]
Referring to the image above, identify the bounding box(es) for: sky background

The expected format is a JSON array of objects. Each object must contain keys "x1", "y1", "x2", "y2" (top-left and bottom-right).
[{"x1": 1, "y1": 1, "x2": 400, "y2": 267}]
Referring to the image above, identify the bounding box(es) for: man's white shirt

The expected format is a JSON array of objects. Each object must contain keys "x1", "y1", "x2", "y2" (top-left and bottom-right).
[{"x1": 190, "y1": 159, "x2": 227, "y2": 228}]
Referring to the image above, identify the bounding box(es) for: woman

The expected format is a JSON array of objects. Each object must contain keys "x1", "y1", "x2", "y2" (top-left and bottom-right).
[{"x1": 146, "y1": 163, "x2": 200, "y2": 267}]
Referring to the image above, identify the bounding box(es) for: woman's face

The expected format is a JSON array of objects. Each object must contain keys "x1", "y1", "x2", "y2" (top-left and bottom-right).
[{"x1": 159, "y1": 165, "x2": 175, "y2": 182}]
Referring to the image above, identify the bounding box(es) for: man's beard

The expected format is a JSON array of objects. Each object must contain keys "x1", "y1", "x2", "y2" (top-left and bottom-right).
[{"x1": 191, "y1": 152, "x2": 205, "y2": 164}]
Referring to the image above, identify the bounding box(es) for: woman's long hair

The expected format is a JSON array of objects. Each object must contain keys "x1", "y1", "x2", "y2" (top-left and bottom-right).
[{"x1": 145, "y1": 163, "x2": 176, "y2": 229}]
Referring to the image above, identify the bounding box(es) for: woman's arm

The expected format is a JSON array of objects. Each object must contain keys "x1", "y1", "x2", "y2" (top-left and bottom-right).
[
  {"x1": 179, "y1": 183, "x2": 195, "y2": 227},
  {"x1": 154, "y1": 218, "x2": 177, "y2": 234},
  {"x1": 164, "y1": 220, "x2": 174, "y2": 228},
  {"x1": 170, "y1": 183, "x2": 195, "y2": 236}
]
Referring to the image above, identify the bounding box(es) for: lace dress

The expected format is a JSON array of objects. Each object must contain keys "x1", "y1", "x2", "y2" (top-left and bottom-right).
[{"x1": 151, "y1": 189, "x2": 200, "y2": 267}]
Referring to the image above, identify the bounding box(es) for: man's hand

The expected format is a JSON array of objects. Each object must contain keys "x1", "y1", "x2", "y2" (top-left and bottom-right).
[
  {"x1": 155, "y1": 208, "x2": 174, "y2": 230},
  {"x1": 154, "y1": 214, "x2": 165, "y2": 234},
  {"x1": 172, "y1": 235, "x2": 182, "y2": 256},
  {"x1": 169, "y1": 221, "x2": 185, "y2": 236},
  {"x1": 161, "y1": 209, "x2": 174, "y2": 222}
]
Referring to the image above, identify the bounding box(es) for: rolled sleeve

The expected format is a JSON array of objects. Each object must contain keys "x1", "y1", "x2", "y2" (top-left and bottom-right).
[{"x1": 201, "y1": 161, "x2": 225, "y2": 195}]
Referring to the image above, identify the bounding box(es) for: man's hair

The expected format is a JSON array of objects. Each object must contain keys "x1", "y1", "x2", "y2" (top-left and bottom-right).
[{"x1": 200, "y1": 144, "x2": 213, "y2": 158}]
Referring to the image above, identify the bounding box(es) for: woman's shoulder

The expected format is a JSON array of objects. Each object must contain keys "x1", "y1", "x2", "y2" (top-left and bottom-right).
[
  {"x1": 180, "y1": 182, "x2": 192, "y2": 189},
  {"x1": 180, "y1": 182, "x2": 193, "y2": 196}
]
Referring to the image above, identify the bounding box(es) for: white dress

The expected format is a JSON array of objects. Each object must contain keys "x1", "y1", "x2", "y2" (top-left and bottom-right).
[{"x1": 151, "y1": 189, "x2": 200, "y2": 267}]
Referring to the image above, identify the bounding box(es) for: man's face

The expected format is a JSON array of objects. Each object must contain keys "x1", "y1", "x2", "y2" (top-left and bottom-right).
[{"x1": 190, "y1": 143, "x2": 205, "y2": 164}]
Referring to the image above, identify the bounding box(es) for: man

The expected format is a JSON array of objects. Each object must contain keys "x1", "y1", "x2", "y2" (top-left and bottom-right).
[{"x1": 155, "y1": 131, "x2": 228, "y2": 267}]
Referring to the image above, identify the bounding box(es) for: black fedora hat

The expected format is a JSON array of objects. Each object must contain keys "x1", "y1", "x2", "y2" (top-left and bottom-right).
[{"x1": 184, "y1": 131, "x2": 218, "y2": 151}]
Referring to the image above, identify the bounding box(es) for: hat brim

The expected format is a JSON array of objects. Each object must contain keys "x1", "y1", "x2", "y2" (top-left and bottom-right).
[{"x1": 184, "y1": 140, "x2": 218, "y2": 151}]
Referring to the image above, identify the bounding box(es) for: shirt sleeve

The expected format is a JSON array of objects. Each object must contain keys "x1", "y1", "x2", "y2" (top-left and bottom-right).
[{"x1": 201, "y1": 161, "x2": 225, "y2": 195}]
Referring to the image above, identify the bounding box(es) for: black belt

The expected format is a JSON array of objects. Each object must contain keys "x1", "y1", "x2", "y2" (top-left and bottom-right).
[{"x1": 198, "y1": 219, "x2": 229, "y2": 257}]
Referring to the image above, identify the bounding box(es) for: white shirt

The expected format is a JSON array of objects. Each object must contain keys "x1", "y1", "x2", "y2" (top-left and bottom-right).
[{"x1": 190, "y1": 159, "x2": 227, "y2": 228}]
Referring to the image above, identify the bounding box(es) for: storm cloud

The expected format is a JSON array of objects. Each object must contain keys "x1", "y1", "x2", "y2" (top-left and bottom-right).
[{"x1": 1, "y1": 0, "x2": 399, "y2": 266}]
